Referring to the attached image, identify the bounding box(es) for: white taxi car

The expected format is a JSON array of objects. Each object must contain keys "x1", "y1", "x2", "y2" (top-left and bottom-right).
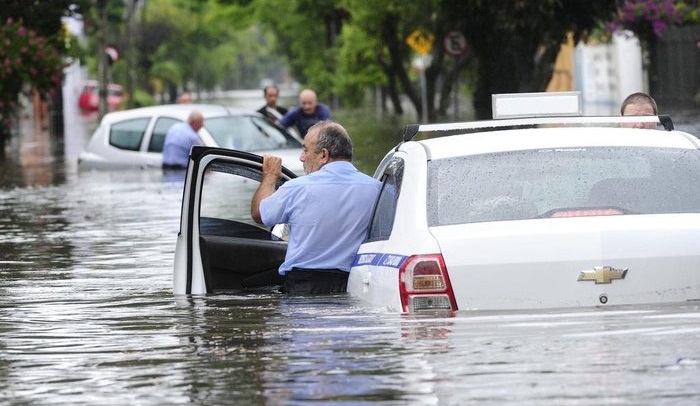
[
  {"x1": 347, "y1": 96, "x2": 700, "y2": 313},
  {"x1": 78, "y1": 103, "x2": 305, "y2": 175}
]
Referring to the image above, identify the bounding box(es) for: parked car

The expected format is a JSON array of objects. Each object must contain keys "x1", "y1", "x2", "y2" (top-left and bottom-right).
[
  {"x1": 78, "y1": 80, "x2": 125, "y2": 111},
  {"x1": 78, "y1": 103, "x2": 305, "y2": 175},
  {"x1": 172, "y1": 93, "x2": 700, "y2": 315}
]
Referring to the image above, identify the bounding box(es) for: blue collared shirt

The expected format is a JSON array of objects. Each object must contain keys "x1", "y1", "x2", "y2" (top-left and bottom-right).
[
  {"x1": 259, "y1": 161, "x2": 381, "y2": 274},
  {"x1": 162, "y1": 122, "x2": 203, "y2": 167}
]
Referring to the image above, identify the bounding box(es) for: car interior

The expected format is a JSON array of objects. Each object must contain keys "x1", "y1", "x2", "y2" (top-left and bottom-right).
[{"x1": 198, "y1": 217, "x2": 286, "y2": 292}]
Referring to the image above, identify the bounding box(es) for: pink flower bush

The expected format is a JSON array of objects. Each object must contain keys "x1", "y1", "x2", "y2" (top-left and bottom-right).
[
  {"x1": 0, "y1": 18, "x2": 65, "y2": 138},
  {"x1": 607, "y1": 0, "x2": 696, "y2": 41}
]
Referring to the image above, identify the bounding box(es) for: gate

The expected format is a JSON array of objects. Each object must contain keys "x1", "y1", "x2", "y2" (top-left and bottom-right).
[{"x1": 652, "y1": 26, "x2": 700, "y2": 108}]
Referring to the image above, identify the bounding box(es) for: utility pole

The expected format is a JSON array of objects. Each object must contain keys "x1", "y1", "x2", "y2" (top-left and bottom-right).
[
  {"x1": 126, "y1": 0, "x2": 138, "y2": 109},
  {"x1": 96, "y1": 0, "x2": 109, "y2": 119}
]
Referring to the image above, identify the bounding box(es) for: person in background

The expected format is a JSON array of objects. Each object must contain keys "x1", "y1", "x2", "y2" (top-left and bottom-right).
[
  {"x1": 620, "y1": 92, "x2": 658, "y2": 129},
  {"x1": 251, "y1": 121, "x2": 381, "y2": 294},
  {"x1": 257, "y1": 85, "x2": 288, "y2": 122},
  {"x1": 162, "y1": 110, "x2": 204, "y2": 169},
  {"x1": 278, "y1": 89, "x2": 332, "y2": 138},
  {"x1": 178, "y1": 92, "x2": 193, "y2": 104}
]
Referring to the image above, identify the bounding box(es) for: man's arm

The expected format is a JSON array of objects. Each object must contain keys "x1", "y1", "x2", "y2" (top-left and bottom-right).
[
  {"x1": 277, "y1": 107, "x2": 298, "y2": 128},
  {"x1": 251, "y1": 155, "x2": 282, "y2": 224}
]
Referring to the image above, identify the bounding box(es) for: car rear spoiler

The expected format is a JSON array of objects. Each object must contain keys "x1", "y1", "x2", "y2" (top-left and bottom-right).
[{"x1": 402, "y1": 115, "x2": 675, "y2": 143}]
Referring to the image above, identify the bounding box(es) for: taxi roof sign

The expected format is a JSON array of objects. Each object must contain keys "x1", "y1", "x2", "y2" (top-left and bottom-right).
[{"x1": 492, "y1": 91, "x2": 582, "y2": 119}]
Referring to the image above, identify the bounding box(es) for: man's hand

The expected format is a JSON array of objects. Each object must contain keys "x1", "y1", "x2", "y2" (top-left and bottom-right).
[
  {"x1": 251, "y1": 155, "x2": 282, "y2": 224},
  {"x1": 262, "y1": 155, "x2": 282, "y2": 179}
]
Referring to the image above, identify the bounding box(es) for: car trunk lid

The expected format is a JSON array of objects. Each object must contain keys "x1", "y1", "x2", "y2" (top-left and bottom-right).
[{"x1": 430, "y1": 213, "x2": 700, "y2": 310}]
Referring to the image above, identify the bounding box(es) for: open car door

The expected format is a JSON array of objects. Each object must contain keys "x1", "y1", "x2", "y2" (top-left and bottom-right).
[{"x1": 173, "y1": 146, "x2": 298, "y2": 295}]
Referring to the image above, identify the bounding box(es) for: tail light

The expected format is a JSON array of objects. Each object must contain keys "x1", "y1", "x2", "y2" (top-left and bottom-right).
[{"x1": 399, "y1": 254, "x2": 458, "y2": 313}]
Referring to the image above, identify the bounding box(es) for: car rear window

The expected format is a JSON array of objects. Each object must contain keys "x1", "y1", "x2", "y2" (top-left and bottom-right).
[{"x1": 428, "y1": 146, "x2": 700, "y2": 226}]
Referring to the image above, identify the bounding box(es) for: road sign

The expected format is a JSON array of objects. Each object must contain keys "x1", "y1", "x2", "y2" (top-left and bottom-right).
[
  {"x1": 443, "y1": 31, "x2": 467, "y2": 56},
  {"x1": 406, "y1": 28, "x2": 435, "y2": 55}
]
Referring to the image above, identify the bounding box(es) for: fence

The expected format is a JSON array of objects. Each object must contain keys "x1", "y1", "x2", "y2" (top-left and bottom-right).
[{"x1": 652, "y1": 26, "x2": 700, "y2": 108}]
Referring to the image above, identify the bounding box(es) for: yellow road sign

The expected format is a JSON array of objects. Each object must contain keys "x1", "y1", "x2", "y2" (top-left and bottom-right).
[{"x1": 406, "y1": 28, "x2": 435, "y2": 55}]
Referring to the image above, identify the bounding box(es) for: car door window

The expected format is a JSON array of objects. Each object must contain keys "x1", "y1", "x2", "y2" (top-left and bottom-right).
[
  {"x1": 149, "y1": 117, "x2": 181, "y2": 152},
  {"x1": 198, "y1": 159, "x2": 281, "y2": 239},
  {"x1": 109, "y1": 117, "x2": 150, "y2": 151},
  {"x1": 367, "y1": 157, "x2": 404, "y2": 241}
]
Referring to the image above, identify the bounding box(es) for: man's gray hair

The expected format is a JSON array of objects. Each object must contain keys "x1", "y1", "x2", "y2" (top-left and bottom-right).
[{"x1": 311, "y1": 121, "x2": 353, "y2": 160}]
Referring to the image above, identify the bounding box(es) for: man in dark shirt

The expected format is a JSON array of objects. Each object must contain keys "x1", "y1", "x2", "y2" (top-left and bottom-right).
[{"x1": 257, "y1": 85, "x2": 288, "y2": 122}]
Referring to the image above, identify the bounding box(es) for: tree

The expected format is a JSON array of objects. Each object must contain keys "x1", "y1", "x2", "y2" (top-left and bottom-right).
[
  {"x1": 606, "y1": 0, "x2": 698, "y2": 46},
  {"x1": 0, "y1": 1, "x2": 88, "y2": 148},
  {"x1": 255, "y1": 0, "x2": 348, "y2": 104},
  {"x1": 252, "y1": 1, "x2": 621, "y2": 120},
  {"x1": 445, "y1": 1, "x2": 620, "y2": 119}
]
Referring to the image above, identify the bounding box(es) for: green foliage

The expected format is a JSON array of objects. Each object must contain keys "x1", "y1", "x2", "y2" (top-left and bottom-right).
[
  {"x1": 0, "y1": 19, "x2": 65, "y2": 138},
  {"x1": 128, "y1": 0, "x2": 284, "y2": 101},
  {"x1": 335, "y1": 109, "x2": 410, "y2": 173},
  {"x1": 335, "y1": 24, "x2": 386, "y2": 106},
  {"x1": 130, "y1": 88, "x2": 156, "y2": 108},
  {"x1": 254, "y1": 0, "x2": 344, "y2": 101},
  {"x1": 0, "y1": 1, "x2": 87, "y2": 140}
]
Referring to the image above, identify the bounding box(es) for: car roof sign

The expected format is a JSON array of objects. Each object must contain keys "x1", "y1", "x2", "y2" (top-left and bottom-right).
[{"x1": 492, "y1": 91, "x2": 582, "y2": 119}]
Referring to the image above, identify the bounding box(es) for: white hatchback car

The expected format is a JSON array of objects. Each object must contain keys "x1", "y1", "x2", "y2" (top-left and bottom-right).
[
  {"x1": 78, "y1": 103, "x2": 305, "y2": 175},
  {"x1": 348, "y1": 115, "x2": 700, "y2": 313}
]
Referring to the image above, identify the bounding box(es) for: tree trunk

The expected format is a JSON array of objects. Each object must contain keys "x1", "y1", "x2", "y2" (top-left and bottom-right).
[
  {"x1": 472, "y1": 39, "x2": 560, "y2": 120},
  {"x1": 381, "y1": 16, "x2": 421, "y2": 116},
  {"x1": 49, "y1": 84, "x2": 64, "y2": 138},
  {"x1": 384, "y1": 71, "x2": 403, "y2": 115}
]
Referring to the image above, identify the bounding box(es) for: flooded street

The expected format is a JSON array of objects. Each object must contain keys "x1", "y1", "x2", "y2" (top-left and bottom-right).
[{"x1": 1, "y1": 93, "x2": 699, "y2": 405}]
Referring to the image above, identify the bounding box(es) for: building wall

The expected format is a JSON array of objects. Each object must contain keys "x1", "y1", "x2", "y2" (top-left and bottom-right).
[{"x1": 546, "y1": 32, "x2": 646, "y2": 115}]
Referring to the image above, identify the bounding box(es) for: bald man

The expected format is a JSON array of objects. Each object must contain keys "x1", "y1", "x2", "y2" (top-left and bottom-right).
[
  {"x1": 162, "y1": 110, "x2": 204, "y2": 169},
  {"x1": 278, "y1": 89, "x2": 332, "y2": 137},
  {"x1": 620, "y1": 92, "x2": 658, "y2": 129}
]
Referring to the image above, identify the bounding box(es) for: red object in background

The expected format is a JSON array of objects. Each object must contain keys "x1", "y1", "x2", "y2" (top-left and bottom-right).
[{"x1": 78, "y1": 80, "x2": 124, "y2": 111}]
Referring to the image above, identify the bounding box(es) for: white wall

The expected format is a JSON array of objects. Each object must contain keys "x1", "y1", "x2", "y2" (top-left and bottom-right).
[{"x1": 574, "y1": 32, "x2": 646, "y2": 115}]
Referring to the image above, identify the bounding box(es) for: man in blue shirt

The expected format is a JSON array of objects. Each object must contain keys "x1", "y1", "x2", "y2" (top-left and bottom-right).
[
  {"x1": 162, "y1": 110, "x2": 204, "y2": 169},
  {"x1": 251, "y1": 121, "x2": 381, "y2": 294},
  {"x1": 278, "y1": 89, "x2": 332, "y2": 138}
]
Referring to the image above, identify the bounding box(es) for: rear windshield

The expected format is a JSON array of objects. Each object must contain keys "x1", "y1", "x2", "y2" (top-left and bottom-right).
[{"x1": 428, "y1": 147, "x2": 700, "y2": 226}]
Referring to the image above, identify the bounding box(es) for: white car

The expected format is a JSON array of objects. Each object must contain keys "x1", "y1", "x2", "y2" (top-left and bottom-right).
[
  {"x1": 348, "y1": 115, "x2": 700, "y2": 313},
  {"x1": 172, "y1": 93, "x2": 700, "y2": 315},
  {"x1": 78, "y1": 103, "x2": 305, "y2": 175}
]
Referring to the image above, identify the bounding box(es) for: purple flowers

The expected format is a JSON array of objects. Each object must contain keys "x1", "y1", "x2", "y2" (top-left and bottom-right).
[{"x1": 608, "y1": 0, "x2": 689, "y2": 38}]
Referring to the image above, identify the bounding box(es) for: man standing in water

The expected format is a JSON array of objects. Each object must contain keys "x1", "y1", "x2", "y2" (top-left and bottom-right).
[
  {"x1": 251, "y1": 121, "x2": 381, "y2": 294},
  {"x1": 620, "y1": 92, "x2": 658, "y2": 129},
  {"x1": 257, "y1": 85, "x2": 288, "y2": 122},
  {"x1": 278, "y1": 89, "x2": 332, "y2": 138},
  {"x1": 162, "y1": 110, "x2": 204, "y2": 169}
]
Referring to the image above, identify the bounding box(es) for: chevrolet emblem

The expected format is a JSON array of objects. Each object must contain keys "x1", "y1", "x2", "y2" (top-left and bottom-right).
[{"x1": 578, "y1": 266, "x2": 628, "y2": 284}]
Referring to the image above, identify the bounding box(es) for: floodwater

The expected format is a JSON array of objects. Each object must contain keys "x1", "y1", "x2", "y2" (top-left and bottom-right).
[{"x1": 1, "y1": 95, "x2": 700, "y2": 405}]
